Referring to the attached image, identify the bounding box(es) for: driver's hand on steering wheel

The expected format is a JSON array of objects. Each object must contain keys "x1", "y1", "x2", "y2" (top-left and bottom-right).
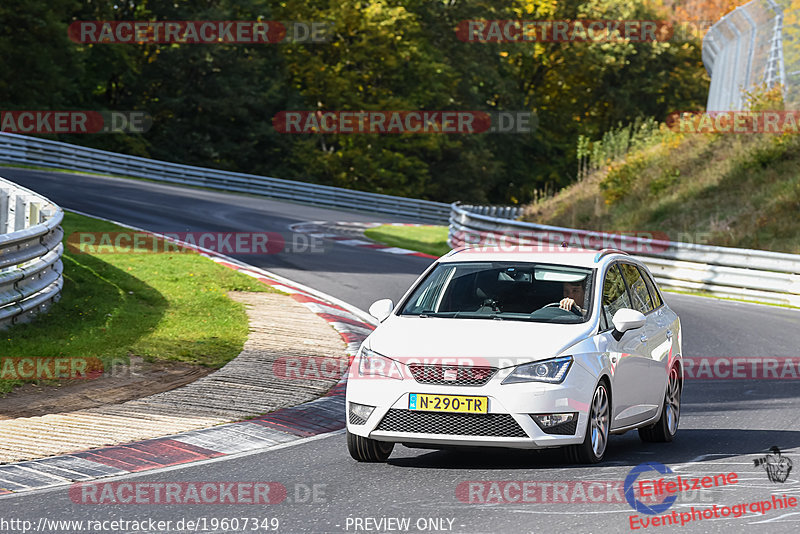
[{"x1": 559, "y1": 297, "x2": 583, "y2": 314}]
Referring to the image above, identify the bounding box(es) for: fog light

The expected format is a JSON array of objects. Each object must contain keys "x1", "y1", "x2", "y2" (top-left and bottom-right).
[
  {"x1": 349, "y1": 402, "x2": 375, "y2": 425},
  {"x1": 533, "y1": 413, "x2": 575, "y2": 427},
  {"x1": 531, "y1": 412, "x2": 578, "y2": 435}
]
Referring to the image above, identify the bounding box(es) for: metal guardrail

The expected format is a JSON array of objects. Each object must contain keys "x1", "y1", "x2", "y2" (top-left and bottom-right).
[
  {"x1": 703, "y1": 0, "x2": 795, "y2": 111},
  {"x1": 0, "y1": 176, "x2": 64, "y2": 329},
  {"x1": 0, "y1": 132, "x2": 451, "y2": 224},
  {"x1": 448, "y1": 203, "x2": 800, "y2": 307},
  {"x1": 451, "y1": 204, "x2": 524, "y2": 220}
]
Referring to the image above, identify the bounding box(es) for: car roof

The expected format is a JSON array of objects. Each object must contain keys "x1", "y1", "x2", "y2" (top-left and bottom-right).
[{"x1": 439, "y1": 246, "x2": 632, "y2": 269}]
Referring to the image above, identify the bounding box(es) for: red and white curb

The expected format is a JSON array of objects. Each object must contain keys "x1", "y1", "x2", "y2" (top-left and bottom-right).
[
  {"x1": 288, "y1": 221, "x2": 438, "y2": 259},
  {"x1": 0, "y1": 212, "x2": 377, "y2": 496}
]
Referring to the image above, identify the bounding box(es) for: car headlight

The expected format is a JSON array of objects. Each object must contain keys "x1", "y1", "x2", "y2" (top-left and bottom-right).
[
  {"x1": 502, "y1": 356, "x2": 573, "y2": 384},
  {"x1": 358, "y1": 347, "x2": 403, "y2": 380}
]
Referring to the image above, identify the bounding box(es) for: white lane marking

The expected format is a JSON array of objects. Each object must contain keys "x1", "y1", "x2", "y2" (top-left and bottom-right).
[
  {"x1": 671, "y1": 453, "x2": 728, "y2": 471},
  {"x1": 751, "y1": 512, "x2": 800, "y2": 523},
  {"x1": 332, "y1": 239, "x2": 373, "y2": 246},
  {"x1": 381, "y1": 247, "x2": 418, "y2": 254},
  {"x1": 0, "y1": 430, "x2": 345, "y2": 501}
]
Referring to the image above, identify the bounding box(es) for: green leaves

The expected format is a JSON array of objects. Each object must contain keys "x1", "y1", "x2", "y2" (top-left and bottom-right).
[{"x1": 1, "y1": 0, "x2": 708, "y2": 204}]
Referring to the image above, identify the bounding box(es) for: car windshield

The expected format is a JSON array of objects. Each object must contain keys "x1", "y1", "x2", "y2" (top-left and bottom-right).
[{"x1": 400, "y1": 261, "x2": 594, "y2": 323}]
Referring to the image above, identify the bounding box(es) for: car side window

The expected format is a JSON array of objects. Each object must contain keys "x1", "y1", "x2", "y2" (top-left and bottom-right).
[
  {"x1": 638, "y1": 266, "x2": 663, "y2": 308},
  {"x1": 602, "y1": 264, "x2": 632, "y2": 324},
  {"x1": 619, "y1": 263, "x2": 654, "y2": 314}
]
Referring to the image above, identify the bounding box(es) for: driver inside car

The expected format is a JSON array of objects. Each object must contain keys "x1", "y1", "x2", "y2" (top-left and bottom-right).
[{"x1": 559, "y1": 279, "x2": 587, "y2": 315}]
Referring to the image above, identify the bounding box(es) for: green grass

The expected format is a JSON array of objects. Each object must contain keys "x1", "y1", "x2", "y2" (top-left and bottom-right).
[
  {"x1": 0, "y1": 163, "x2": 116, "y2": 177},
  {"x1": 524, "y1": 128, "x2": 800, "y2": 254},
  {"x1": 661, "y1": 288, "x2": 796, "y2": 309},
  {"x1": 522, "y1": 116, "x2": 800, "y2": 309},
  {"x1": 363, "y1": 225, "x2": 451, "y2": 257},
  {"x1": 0, "y1": 211, "x2": 275, "y2": 394}
]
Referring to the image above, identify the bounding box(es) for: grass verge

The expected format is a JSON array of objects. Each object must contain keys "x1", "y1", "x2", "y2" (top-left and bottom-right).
[
  {"x1": 0, "y1": 211, "x2": 275, "y2": 394},
  {"x1": 363, "y1": 225, "x2": 450, "y2": 257},
  {"x1": 524, "y1": 129, "x2": 800, "y2": 254}
]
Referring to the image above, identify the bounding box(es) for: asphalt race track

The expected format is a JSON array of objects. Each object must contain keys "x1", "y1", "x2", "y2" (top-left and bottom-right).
[{"x1": 2, "y1": 167, "x2": 800, "y2": 533}]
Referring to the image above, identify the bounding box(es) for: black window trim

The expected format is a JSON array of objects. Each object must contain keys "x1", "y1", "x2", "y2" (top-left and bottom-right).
[
  {"x1": 598, "y1": 262, "x2": 626, "y2": 333},
  {"x1": 598, "y1": 300, "x2": 610, "y2": 332},
  {"x1": 618, "y1": 260, "x2": 658, "y2": 316},
  {"x1": 636, "y1": 265, "x2": 665, "y2": 311}
]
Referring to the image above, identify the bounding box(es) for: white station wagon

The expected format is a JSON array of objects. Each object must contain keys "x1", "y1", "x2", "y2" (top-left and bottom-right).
[{"x1": 346, "y1": 248, "x2": 682, "y2": 463}]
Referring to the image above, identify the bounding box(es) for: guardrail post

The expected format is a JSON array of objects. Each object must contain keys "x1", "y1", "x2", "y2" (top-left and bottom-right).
[
  {"x1": 0, "y1": 189, "x2": 8, "y2": 234},
  {"x1": 14, "y1": 195, "x2": 28, "y2": 231},
  {"x1": 29, "y1": 201, "x2": 41, "y2": 225}
]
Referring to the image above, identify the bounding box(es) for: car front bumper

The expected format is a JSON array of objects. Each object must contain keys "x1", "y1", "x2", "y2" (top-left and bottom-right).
[{"x1": 345, "y1": 362, "x2": 598, "y2": 449}]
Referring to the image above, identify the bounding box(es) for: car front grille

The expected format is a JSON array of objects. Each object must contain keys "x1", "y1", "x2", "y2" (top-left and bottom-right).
[
  {"x1": 407, "y1": 364, "x2": 497, "y2": 386},
  {"x1": 375, "y1": 409, "x2": 528, "y2": 438}
]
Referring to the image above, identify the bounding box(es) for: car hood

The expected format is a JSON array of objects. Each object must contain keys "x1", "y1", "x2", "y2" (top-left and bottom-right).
[{"x1": 365, "y1": 316, "x2": 594, "y2": 369}]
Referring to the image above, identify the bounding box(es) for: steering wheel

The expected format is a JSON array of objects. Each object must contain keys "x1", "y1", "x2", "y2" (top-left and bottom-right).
[
  {"x1": 476, "y1": 298, "x2": 501, "y2": 312},
  {"x1": 541, "y1": 302, "x2": 583, "y2": 316}
]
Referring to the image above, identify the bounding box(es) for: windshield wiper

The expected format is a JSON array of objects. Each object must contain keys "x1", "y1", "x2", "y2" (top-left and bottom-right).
[{"x1": 449, "y1": 311, "x2": 503, "y2": 320}]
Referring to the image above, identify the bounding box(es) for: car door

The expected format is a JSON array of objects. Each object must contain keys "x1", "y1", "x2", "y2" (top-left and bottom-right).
[
  {"x1": 640, "y1": 266, "x2": 680, "y2": 389},
  {"x1": 619, "y1": 263, "x2": 669, "y2": 410},
  {"x1": 599, "y1": 263, "x2": 654, "y2": 430}
]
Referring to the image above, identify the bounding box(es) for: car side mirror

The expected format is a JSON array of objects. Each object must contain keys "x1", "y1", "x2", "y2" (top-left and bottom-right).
[
  {"x1": 611, "y1": 308, "x2": 646, "y2": 341},
  {"x1": 368, "y1": 299, "x2": 394, "y2": 322}
]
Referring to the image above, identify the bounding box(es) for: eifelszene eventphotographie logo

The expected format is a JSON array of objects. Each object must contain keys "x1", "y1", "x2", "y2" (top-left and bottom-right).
[{"x1": 754, "y1": 446, "x2": 793, "y2": 483}]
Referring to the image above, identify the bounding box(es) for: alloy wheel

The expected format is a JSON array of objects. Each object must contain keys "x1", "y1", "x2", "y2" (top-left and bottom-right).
[{"x1": 590, "y1": 384, "x2": 610, "y2": 457}]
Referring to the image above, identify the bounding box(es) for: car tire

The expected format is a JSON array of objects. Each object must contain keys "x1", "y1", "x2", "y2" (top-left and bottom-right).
[
  {"x1": 639, "y1": 365, "x2": 681, "y2": 443},
  {"x1": 567, "y1": 381, "x2": 610, "y2": 464},
  {"x1": 347, "y1": 430, "x2": 394, "y2": 462}
]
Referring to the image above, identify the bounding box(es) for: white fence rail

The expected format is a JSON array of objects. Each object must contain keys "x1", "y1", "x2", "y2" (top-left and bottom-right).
[
  {"x1": 703, "y1": 0, "x2": 794, "y2": 111},
  {"x1": 0, "y1": 132, "x2": 451, "y2": 224},
  {"x1": 0, "y1": 177, "x2": 64, "y2": 329},
  {"x1": 449, "y1": 203, "x2": 800, "y2": 307},
  {"x1": 1, "y1": 130, "x2": 797, "y2": 308}
]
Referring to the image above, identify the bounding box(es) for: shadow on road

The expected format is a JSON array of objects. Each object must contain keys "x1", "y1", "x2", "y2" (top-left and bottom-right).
[{"x1": 388, "y1": 428, "x2": 800, "y2": 470}]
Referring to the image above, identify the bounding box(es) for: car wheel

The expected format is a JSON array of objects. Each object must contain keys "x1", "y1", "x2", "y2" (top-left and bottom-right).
[
  {"x1": 347, "y1": 430, "x2": 394, "y2": 462},
  {"x1": 567, "y1": 381, "x2": 610, "y2": 464},
  {"x1": 639, "y1": 365, "x2": 681, "y2": 443}
]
